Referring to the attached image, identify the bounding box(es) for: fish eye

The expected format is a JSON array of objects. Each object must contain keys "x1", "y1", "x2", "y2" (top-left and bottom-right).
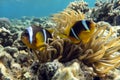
[{"x1": 22, "y1": 30, "x2": 29, "y2": 37}]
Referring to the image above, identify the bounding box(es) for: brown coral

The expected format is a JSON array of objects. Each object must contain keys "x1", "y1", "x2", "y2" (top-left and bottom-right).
[
  {"x1": 67, "y1": 0, "x2": 89, "y2": 14},
  {"x1": 90, "y1": 0, "x2": 120, "y2": 25}
]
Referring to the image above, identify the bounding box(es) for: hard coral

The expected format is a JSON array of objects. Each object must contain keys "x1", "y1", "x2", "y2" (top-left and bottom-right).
[
  {"x1": 0, "y1": 28, "x2": 18, "y2": 47},
  {"x1": 90, "y1": 0, "x2": 120, "y2": 25},
  {"x1": 0, "y1": 17, "x2": 11, "y2": 29},
  {"x1": 30, "y1": 60, "x2": 63, "y2": 80},
  {"x1": 52, "y1": 62, "x2": 84, "y2": 80},
  {"x1": 67, "y1": 0, "x2": 89, "y2": 14},
  {"x1": 78, "y1": 25, "x2": 120, "y2": 76}
]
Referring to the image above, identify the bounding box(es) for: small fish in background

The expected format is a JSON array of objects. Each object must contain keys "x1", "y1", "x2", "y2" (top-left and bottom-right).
[
  {"x1": 63, "y1": 20, "x2": 96, "y2": 44},
  {"x1": 21, "y1": 25, "x2": 52, "y2": 51}
]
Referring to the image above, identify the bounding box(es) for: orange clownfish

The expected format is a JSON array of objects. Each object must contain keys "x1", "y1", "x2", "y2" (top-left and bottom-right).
[
  {"x1": 64, "y1": 20, "x2": 96, "y2": 44},
  {"x1": 21, "y1": 25, "x2": 52, "y2": 51}
]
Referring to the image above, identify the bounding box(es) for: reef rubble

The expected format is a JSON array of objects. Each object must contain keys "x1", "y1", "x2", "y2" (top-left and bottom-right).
[{"x1": 0, "y1": 0, "x2": 120, "y2": 80}]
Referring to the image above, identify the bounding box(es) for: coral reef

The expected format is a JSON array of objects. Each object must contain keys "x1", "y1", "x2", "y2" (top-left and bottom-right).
[
  {"x1": 0, "y1": 45, "x2": 32, "y2": 80},
  {"x1": 0, "y1": 28, "x2": 18, "y2": 47},
  {"x1": 89, "y1": 0, "x2": 120, "y2": 25},
  {"x1": 26, "y1": 22, "x2": 120, "y2": 79},
  {"x1": 0, "y1": 17, "x2": 12, "y2": 29},
  {"x1": 31, "y1": 17, "x2": 56, "y2": 28},
  {"x1": 67, "y1": 0, "x2": 89, "y2": 14},
  {"x1": 1, "y1": 0, "x2": 120, "y2": 80}
]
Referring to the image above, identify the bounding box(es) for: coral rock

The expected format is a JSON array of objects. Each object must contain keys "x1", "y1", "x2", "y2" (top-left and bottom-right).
[
  {"x1": 52, "y1": 62, "x2": 85, "y2": 80},
  {"x1": 31, "y1": 60, "x2": 63, "y2": 80}
]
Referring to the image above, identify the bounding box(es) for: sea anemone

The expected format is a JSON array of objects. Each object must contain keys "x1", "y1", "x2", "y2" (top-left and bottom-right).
[
  {"x1": 78, "y1": 25, "x2": 120, "y2": 76},
  {"x1": 51, "y1": 8, "x2": 85, "y2": 39},
  {"x1": 31, "y1": 38, "x2": 83, "y2": 63},
  {"x1": 52, "y1": 8, "x2": 84, "y2": 29}
]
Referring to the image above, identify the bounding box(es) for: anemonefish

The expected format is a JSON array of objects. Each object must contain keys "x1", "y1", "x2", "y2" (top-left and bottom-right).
[
  {"x1": 21, "y1": 25, "x2": 52, "y2": 51},
  {"x1": 63, "y1": 20, "x2": 96, "y2": 44}
]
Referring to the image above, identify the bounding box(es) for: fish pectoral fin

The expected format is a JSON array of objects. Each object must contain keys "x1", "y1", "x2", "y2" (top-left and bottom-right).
[
  {"x1": 47, "y1": 28, "x2": 54, "y2": 33},
  {"x1": 86, "y1": 30, "x2": 90, "y2": 32},
  {"x1": 82, "y1": 37, "x2": 90, "y2": 44},
  {"x1": 79, "y1": 31, "x2": 92, "y2": 43},
  {"x1": 59, "y1": 33, "x2": 68, "y2": 39}
]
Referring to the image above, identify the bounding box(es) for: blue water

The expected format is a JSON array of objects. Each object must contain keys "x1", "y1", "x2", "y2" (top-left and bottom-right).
[{"x1": 0, "y1": 0, "x2": 96, "y2": 19}]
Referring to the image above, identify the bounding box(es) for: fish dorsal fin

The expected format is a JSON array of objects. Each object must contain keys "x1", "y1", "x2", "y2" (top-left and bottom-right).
[
  {"x1": 81, "y1": 20, "x2": 90, "y2": 31},
  {"x1": 64, "y1": 23, "x2": 74, "y2": 36}
]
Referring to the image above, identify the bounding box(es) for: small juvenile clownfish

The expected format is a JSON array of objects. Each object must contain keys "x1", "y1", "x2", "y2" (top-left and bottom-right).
[
  {"x1": 64, "y1": 20, "x2": 96, "y2": 44},
  {"x1": 21, "y1": 25, "x2": 52, "y2": 51}
]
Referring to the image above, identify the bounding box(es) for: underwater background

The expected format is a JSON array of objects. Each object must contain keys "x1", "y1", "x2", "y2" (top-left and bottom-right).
[
  {"x1": 1, "y1": 0, "x2": 120, "y2": 80},
  {"x1": 0, "y1": 0, "x2": 95, "y2": 18}
]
